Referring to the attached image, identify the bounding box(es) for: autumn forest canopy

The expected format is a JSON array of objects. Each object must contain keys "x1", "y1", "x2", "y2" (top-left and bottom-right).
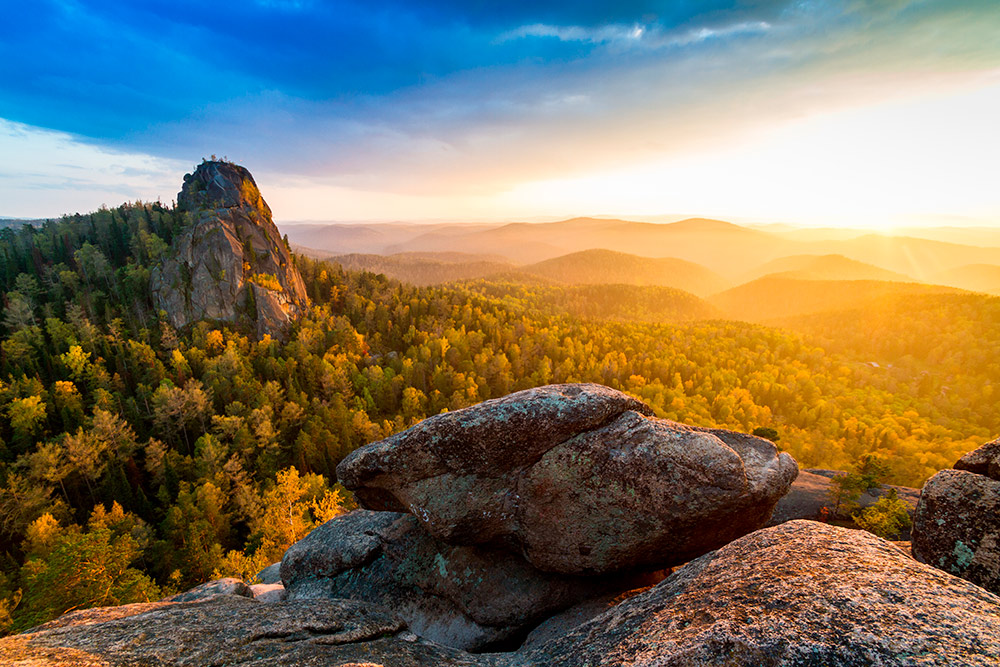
[{"x1": 1, "y1": 202, "x2": 999, "y2": 633}]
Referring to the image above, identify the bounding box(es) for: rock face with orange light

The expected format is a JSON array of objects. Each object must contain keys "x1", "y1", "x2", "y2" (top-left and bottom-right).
[
  {"x1": 150, "y1": 160, "x2": 308, "y2": 338},
  {"x1": 520, "y1": 521, "x2": 1000, "y2": 666},
  {"x1": 7, "y1": 521, "x2": 1000, "y2": 666},
  {"x1": 912, "y1": 438, "x2": 1000, "y2": 594}
]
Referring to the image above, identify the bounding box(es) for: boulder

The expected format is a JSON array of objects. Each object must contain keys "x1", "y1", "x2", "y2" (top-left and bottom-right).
[
  {"x1": 249, "y1": 582, "x2": 286, "y2": 603},
  {"x1": 280, "y1": 509, "x2": 657, "y2": 651},
  {"x1": 150, "y1": 160, "x2": 308, "y2": 339},
  {"x1": 338, "y1": 383, "x2": 797, "y2": 574},
  {"x1": 0, "y1": 595, "x2": 495, "y2": 667},
  {"x1": 256, "y1": 561, "x2": 282, "y2": 584},
  {"x1": 522, "y1": 520, "x2": 1000, "y2": 666},
  {"x1": 954, "y1": 437, "x2": 1000, "y2": 480},
  {"x1": 163, "y1": 577, "x2": 253, "y2": 602},
  {"x1": 912, "y1": 468, "x2": 1000, "y2": 593}
]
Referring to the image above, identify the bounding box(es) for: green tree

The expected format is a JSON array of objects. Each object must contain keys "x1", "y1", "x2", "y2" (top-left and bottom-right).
[
  {"x1": 15, "y1": 510, "x2": 159, "y2": 631},
  {"x1": 853, "y1": 489, "x2": 913, "y2": 539},
  {"x1": 752, "y1": 426, "x2": 780, "y2": 443},
  {"x1": 7, "y1": 395, "x2": 47, "y2": 441}
]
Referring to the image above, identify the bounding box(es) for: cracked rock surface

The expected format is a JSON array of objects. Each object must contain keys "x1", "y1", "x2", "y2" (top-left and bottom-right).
[
  {"x1": 338, "y1": 383, "x2": 798, "y2": 574},
  {"x1": 521, "y1": 521, "x2": 1000, "y2": 666},
  {"x1": 280, "y1": 509, "x2": 658, "y2": 651},
  {"x1": 8, "y1": 522, "x2": 1000, "y2": 666},
  {"x1": 0, "y1": 595, "x2": 498, "y2": 667}
]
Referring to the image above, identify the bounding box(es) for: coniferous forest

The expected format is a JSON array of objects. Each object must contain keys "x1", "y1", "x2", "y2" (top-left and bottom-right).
[{"x1": 1, "y1": 202, "x2": 999, "y2": 633}]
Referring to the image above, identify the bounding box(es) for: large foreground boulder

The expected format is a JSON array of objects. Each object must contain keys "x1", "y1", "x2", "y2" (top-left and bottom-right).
[
  {"x1": 7, "y1": 522, "x2": 1000, "y2": 666},
  {"x1": 280, "y1": 509, "x2": 658, "y2": 651},
  {"x1": 912, "y1": 467, "x2": 1000, "y2": 594},
  {"x1": 338, "y1": 383, "x2": 797, "y2": 574},
  {"x1": 522, "y1": 520, "x2": 1000, "y2": 666},
  {"x1": 0, "y1": 596, "x2": 496, "y2": 667}
]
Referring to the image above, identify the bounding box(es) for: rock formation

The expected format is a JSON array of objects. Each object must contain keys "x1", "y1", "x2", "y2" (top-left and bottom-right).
[
  {"x1": 912, "y1": 440, "x2": 1000, "y2": 594},
  {"x1": 12, "y1": 384, "x2": 1000, "y2": 665},
  {"x1": 0, "y1": 596, "x2": 493, "y2": 667},
  {"x1": 150, "y1": 160, "x2": 308, "y2": 338},
  {"x1": 519, "y1": 521, "x2": 1000, "y2": 666},
  {"x1": 338, "y1": 383, "x2": 798, "y2": 574},
  {"x1": 955, "y1": 437, "x2": 1000, "y2": 478},
  {"x1": 280, "y1": 509, "x2": 660, "y2": 651},
  {"x1": 7, "y1": 522, "x2": 1000, "y2": 666},
  {"x1": 163, "y1": 577, "x2": 253, "y2": 603}
]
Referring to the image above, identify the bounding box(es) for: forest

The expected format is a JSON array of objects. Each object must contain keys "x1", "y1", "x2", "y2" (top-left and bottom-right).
[{"x1": 1, "y1": 202, "x2": 998, "y2": 633}]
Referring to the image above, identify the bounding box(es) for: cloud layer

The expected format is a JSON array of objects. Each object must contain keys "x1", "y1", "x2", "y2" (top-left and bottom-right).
[{"x1": 2, "y1": 1, "x2": 998, "y2": 222}]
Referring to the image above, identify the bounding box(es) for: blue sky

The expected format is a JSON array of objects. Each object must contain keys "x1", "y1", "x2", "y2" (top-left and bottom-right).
[{"x1": 2, "y1": 0, "x2": 999, "y2": 226}]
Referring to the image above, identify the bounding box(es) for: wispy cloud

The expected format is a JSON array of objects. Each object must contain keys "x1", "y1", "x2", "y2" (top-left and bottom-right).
[
  {"x1": 499, "y1": 20, "x2": 771, "y2": 49},
  {"x1": 499, "y1": 22, "x2": 648, "y2": 45}
]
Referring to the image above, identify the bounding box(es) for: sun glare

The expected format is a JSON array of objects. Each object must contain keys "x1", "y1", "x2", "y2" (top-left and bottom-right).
[{"x1": 501, "y1": 76, "x2": 1000, "y2": 228}]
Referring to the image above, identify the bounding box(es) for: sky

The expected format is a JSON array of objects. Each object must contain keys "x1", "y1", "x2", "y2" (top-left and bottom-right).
[{"x1": 1, "y1": 0, "x2": 999, "y2": 228}]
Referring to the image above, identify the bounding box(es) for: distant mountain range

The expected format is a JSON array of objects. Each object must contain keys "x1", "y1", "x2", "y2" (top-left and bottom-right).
[
  {"x1": 742, "y1": 254, "x2": 916, "y2": 283},
  {"x1": 929, "y1": 264, "x2": 1000, "y2": 295},
  {"x1": 523, "y1": 249, "x2": 728, "y2": 297},
  {"x1": 281, "y1": 217, "x2": 1000, "y2": 280}
]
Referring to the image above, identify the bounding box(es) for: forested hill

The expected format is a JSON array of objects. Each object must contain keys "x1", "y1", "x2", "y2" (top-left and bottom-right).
[
  {"x1": 1, "y1": 198, "x2": 997, "y2": 633},
  {"x1": 522, "y1": 249, "x2": 729, "y2": 297}
]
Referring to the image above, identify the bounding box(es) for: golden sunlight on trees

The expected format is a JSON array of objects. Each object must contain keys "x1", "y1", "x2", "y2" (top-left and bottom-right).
[
  {"x1": 14, "y1": 505, "x2": 159, "y2": 632},
  {"x1": 1, "y1": 203, "x2": 999, "y2": 631},
  {"x1": 213, "y1": 466, "x2": 349, "y2": 582}
]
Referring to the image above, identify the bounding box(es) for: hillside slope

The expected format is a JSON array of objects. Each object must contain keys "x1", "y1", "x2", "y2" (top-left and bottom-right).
[
  {"x1": 929, "y1": 264, "x2": 1000, "y2": 294},
  {"x1": 743, "y1": 254, "x2": 915, "y2": 283},
  {"x1": 710, "y1": 277, "x2": 962, "y2": 322},
  {"x1": 325, "y1": 252, "x2": 515, "y2": 286},
  {"x1": 523, "y1": 249, "x2": 729, "y2": 296}
]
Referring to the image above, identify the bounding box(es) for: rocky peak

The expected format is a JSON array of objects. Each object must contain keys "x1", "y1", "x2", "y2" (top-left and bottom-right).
[
  {"x1": 177, "y1": 160, "x2": 270, "y2": 214},
  {"x1": 151, "y1": 161, "x2": 308, "y2": 339}
]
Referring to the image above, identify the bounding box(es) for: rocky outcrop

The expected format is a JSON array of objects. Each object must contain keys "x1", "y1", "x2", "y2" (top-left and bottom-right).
[
  {"x1": 248, "y1": 583, "x2": 286, "y2": 603},
  {"x1": 10, "y1": 522, "x2": 1000, "y2": 666},
  {"x1": 338, "y1": 383, "x2": 797, "y2": 574},
  {"x1": 0, "y1": 595, "x2": 495, "y2": 667},
  {"x1": 150, "y1": 160, "x2": 308, "y2": 338},
  {"x1": 521, "y1": 521, "x2": 1000, "y2": 666},
  {"x1": 280, "y1": 509, "x2": 659, "y2": 651},
  {"x1": 955, "y1": 437, "x2": 1000, "y2": 478},
  {"x1": 912, "y1": 467, "x2": 1000, "y2": 594},
  {"x1": 255, "y1": 561, "x2": 282, "y2": 584},
  {"x1": 517, "y1": 587, "x2": 652, "y2": 652}
]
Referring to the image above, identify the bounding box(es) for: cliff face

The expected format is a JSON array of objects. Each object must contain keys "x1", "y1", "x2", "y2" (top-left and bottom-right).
[{"x1": 150, "y1": 161, "x2": 308, "y2": 338}]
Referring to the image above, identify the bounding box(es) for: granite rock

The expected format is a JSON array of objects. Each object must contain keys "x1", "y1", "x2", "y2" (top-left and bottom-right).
[
  {"x1": 522, "y1": 520, "x2": 1000, "y2": 666},
  {"x1": 339, "y1": 384, "x2": 797, "y2": 574},
  {"x1": 912, "y1": 468, "x2": 1000, "y2": 594},
  {"x1": 280, "y1": 509, "x2": 656, "y2": 651},
  {"x1": 150, "y1": 161, "x2": 308, "y2": 339}
]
